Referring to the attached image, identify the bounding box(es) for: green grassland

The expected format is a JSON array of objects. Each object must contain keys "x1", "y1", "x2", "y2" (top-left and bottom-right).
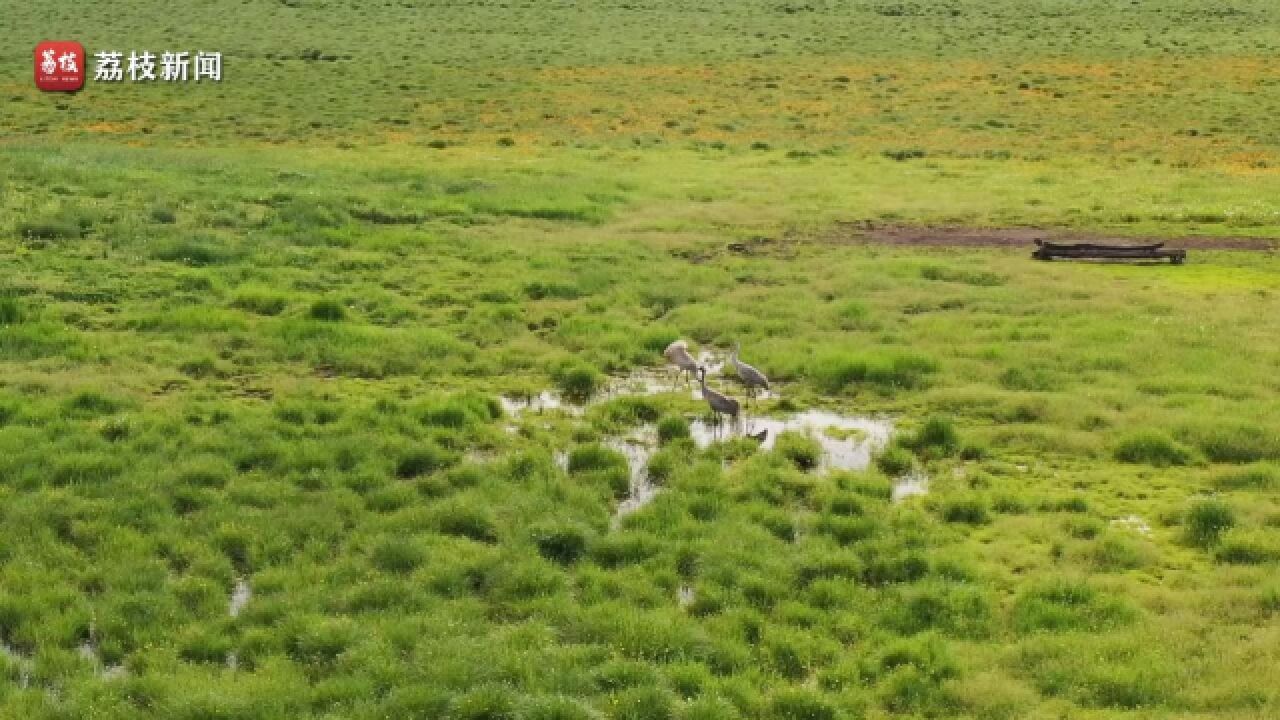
[{"x1": 3, "y1": 1, "x2": 1280, "y2": 719}]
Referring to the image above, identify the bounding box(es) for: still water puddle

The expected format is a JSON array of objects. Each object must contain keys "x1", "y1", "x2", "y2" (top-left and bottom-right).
[
  {"x1": 605, "y1": 370, "x2": 703, "y2": 401},
  {"x1": 226, "y1": 578, "x2": 252, "y2": 670},
  {"x1": 500, "y1": 391, "x2": 583, "y2": 418},
  {"x1": 608, "y1": 428, "x2": 661, "y2": 529},
  {"x1": 505, "y1": 367, "x2": 930, "y2": 524},
  {"x1": 891, "y1": 470, "x2": 931, "y2": 503},
  {"x1": 690, "y1": 410, "x2": 894, "y2": 472},
  {"x1": 230, "y1": 578, "x2": 251, "y2": 617},
  {"x1": 696, "y1": 350, "x2": 725, "y2": 375},
  {"x1": 502, "y1": 352, "x2": 747, "y2": 422},
  {"x1": 1111, "y1": 514, "x2": 1152, "y2": 536},
  {"x1": 605, "y1": 409, "x2": 918, "y2": 525},
  {"x1": 78, "y1": 638, "x2": 126, "y2": 680}
]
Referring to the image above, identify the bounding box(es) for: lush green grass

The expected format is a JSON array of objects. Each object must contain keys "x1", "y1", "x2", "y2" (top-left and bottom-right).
[
  {"x1": 2, "y1": 140, "x2": 1278, "y2": 719},
  {"x1": 3, "y1": 1, "x2": 1280, "y2": 718}
]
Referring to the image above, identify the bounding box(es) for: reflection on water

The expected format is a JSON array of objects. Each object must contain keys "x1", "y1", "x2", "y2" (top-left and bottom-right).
[
  {"x1": 604, "y1": 369, "x2": 703, "y2": 401},
  {"x1": 230, "y1": 579, "x2": 251, "y2": 617},
  {"x1": 891, "y1": 470, "x2": 930, "y2": 503},
  {"x1": 502, "y1": 352, "x2": 755, "y2": 423},
  {"x1": 695, "y1": 350, "x2": 726, "y2": 376},
  {"x1": 226, "y1": 578, "x2": 253, "y2": 669},
  {"x1": 597, "y1": 408, "x2": 932, "y2": 525},
  {"x1": 1111, "y1": 514, "x2": 1152, "y2": 536},
  {"x1": 78, "y1": 638, "x2": 126, "y2": 680},
  {"x1": 508, "y1": 367, "x2": 937, "y2": 521},
  {"x1": 608, "y1": 428, "x2": 661, "y2": 528},
  {"x1": 500, "y1": 391, "x2": 583, "y2": 418},
  {"x1": 690, "y1": 410, "x2": 894, "y2": 472}
]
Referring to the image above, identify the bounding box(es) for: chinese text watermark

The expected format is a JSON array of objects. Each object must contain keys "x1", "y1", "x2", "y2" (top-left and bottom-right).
[{"x1": 94, "y1": 51, "x2": 222, "y2": 82}]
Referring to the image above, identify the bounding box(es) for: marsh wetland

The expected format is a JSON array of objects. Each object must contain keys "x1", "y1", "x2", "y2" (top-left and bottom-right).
[{"x1": 3, "y1": 1, "x2": 1280, "y2": 718}]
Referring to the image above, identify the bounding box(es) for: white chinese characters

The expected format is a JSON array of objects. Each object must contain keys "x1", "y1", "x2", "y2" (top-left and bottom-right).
[
  {"x1": 128, "y1": 52, "x2": 156, "y2": 82},
  {"x1": 161, "y1": 52, "x2": 189, "y2": 81},
  {"x1": 94, "y1": 51, "x2": 123, "y2": 81},
  {"x1": 94, "y1": 51, "x2": 221, "y2": 82},
  {"x1": 194, "y1": 52, "x2": 221, "y2": 82}
]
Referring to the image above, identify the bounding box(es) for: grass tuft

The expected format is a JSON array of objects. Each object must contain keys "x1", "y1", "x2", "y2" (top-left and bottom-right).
[
  {"x1": 371, "y1": 538, "x2": 427, "y2": 574},
  {"x1": 533, "y1": 524, "x2": 591, "y2": 565},
  {"x1": 901, "y1": 415, "x2": 960, "y2": 458},
  {"x1": 554, "y1": 361, "x2": 603, "y2": 402},
  {"x1": 1113, "y1": 430, "x2": 1198, "y2": 467},
  {"x1": 875, "y1": 446, "x2": 915, "y2": 476},
  {"x1": 941, "y1": 498, "x2": 990, "y2": 525},
  {"x1": 309, "y1": 298, "x2": 347, "y2": 321},
  {"x1": 1012, "y1": 579, "x2": 1135, "y2": 633},
  {"x1": 1213, "y1": 463, "x2": 1280, "y2": 491},
  {"x1": 1182, "y1": 423, "x2": 1280, "y2": 463},
  {"x1": 808, "y1": 351, "x2": 937, "y2": 394},
  {"x1": 1184, "y1": 498, "x2": 1236, "y2": 547},
  {"x1": 0, "y1": 297, "x2": 23, "y2": 325},
  {"x1": 775, "y1": 431, "x2": 822, "y2": 471},
  {"x1": 395, "y1": 443, "x2": 457, "y2": 478},
  {"x1": 657, "y1": 416, "x2": 691, "y2": 444}
]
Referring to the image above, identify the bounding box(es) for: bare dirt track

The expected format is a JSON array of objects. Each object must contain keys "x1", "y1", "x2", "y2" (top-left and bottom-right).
[{"x1": 828, "y1": 222, "x2": 1279, "y2": 251}]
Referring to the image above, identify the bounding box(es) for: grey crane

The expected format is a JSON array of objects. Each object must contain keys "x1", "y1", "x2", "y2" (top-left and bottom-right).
[
  {"x1": 663, "y1": 339, "x2": 700, "y2": 384},
  {"x1": 730, "y1": 341, "x2": 770, "y2": 403},
  {"x1": 698, "y1": 366, "x2": 740, "y2": 424}
]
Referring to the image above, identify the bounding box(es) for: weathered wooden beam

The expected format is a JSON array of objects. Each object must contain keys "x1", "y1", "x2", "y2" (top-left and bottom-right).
[{"x1": 1031, "y1": 241, "x2": 1186, "y2": 264}]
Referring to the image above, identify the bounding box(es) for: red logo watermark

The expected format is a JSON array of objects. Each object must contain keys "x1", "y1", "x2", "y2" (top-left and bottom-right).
[{"x1": 35, "y1": 41, "x2": 85, "y2": 92}]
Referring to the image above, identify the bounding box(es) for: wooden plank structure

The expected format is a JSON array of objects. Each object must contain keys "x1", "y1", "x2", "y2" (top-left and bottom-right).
[{"x1": 1032, "y1": 239, "x2": 1186, "y2": 264}]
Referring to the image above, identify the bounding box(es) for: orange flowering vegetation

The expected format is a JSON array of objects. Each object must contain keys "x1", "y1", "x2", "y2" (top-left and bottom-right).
[
  {"x1": 9, "y1": 42, "x2": 1274, "y2": 172},
  {"x1": 1223, "y1": 152, "x2": 1279, "y2": 174},
  {"x1": 79, "y1": 121, "x2": 141, "y2": 135},
  {"x1": 383, "y1": 54, "x2": 1278, "y2": 170}
]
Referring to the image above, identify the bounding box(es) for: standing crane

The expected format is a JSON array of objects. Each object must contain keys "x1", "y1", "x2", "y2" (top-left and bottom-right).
[
  {"x1": 730, "y1": 341, "x2": 770, "y2": 404},
  {"x1": 663, "y1": 339, "x2": 700, "y2": 385},
  {"x1": 698, "y1": 366, "x2": 740, "y2": 424}
]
